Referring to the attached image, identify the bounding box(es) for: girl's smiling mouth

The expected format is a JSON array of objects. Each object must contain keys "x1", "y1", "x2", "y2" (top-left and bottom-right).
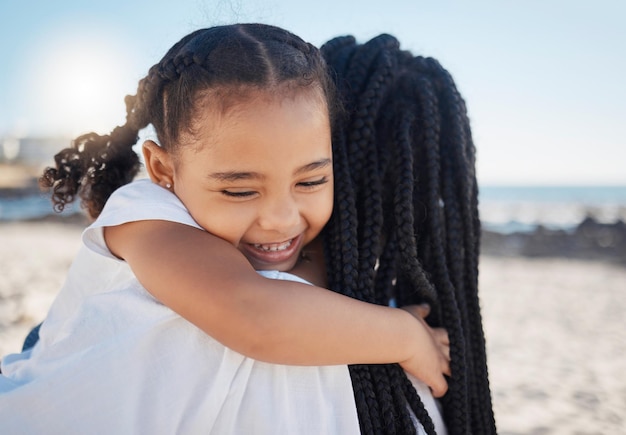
[
  {"x1": 252, "y1": 239, "x2": 294, "y2": 252},
  {"x1": 241, "y1": 234, "x2": 304, "y2": 269}
]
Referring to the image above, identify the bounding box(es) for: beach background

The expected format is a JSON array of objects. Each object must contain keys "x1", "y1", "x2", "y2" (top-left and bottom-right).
[
  {"x1": 2, "y1": 1, "x2": 626, "y2": 433},
  {"x1": 1, "y1": 162, "x2": 625, "y2": 434}
]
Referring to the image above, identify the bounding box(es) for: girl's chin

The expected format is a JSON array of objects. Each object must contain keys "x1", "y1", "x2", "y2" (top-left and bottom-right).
[{"x1": 248, "y1": 257, "x2": 300, "y2": 273}]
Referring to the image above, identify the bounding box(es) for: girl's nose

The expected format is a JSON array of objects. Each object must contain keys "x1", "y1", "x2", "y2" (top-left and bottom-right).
[{"x1": 257, "y1": 194, "x2": 301, "y2": 233}]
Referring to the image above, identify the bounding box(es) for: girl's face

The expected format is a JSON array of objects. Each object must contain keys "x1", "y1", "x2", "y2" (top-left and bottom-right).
[{"x1": 171, "y1": 91, "x2": 334, "y2": 272}]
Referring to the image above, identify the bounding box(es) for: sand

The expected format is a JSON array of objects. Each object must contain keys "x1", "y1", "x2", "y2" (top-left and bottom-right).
[
  {"x1": 0, "y1": 221, "x2": 83, "y2": 355},
  {"x1": 480, "y1": 256, "x2": 626, "y2": 434},
  {"x1": 1, "y1": 220, "x2": 625, "y2": 434}
]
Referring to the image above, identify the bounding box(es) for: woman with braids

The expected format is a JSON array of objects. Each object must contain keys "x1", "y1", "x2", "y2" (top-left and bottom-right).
[
  {"x1": 0, "y1": 23, "x2": 494, "y2": 434},
  {"x1": 320, "y1": 34, "x2": 496, "y2": 434}
]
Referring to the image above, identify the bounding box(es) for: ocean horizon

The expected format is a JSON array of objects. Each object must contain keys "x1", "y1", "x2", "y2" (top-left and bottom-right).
[
  {"x1": 479, "y1": 185, "x2": 626, "y2": 233},
  {"x1": 2, "y1": 183, "x2": 626, "y2": 233}
]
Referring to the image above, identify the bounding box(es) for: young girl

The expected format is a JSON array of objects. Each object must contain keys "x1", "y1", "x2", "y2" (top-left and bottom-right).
[
  {"x1": 0, "y1": 23, "x2": 450, "y2": 434},
  {"x1": 1, "y1": 24, "x2": 495, "y2": 434}
]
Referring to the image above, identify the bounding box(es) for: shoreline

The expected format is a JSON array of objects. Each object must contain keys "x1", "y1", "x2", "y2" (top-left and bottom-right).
[
  {"x1": 481, "y1": 217, "x2": 626, "y2": 266},
  {"x1": 3, "y1": 168, "x2": 626, "y2": 267}
]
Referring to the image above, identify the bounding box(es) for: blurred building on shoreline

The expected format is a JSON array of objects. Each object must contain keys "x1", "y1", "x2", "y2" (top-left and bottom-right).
[
  {"x1": 1, "y1": 136, "x2": 72, "y2": 167},
  {"x1": 0, "y1": 136, "x2": 72, "y2": 194}
]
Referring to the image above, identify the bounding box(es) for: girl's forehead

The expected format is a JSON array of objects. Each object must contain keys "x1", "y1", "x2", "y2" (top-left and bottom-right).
[
  {"x1": 204, "y1": 85, "x2": 328, "y2": 118},
  {"x1": 172, "y1": 87, "x2": 332, "y2": 168},
  {"x1": 180, "y1": 87, "x2": 330, "y2": 147}
]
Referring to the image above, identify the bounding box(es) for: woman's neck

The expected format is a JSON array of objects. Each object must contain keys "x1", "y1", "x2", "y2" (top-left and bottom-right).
[{"x1": 287, "y1": 237, "x2": 327, "y2": 287}]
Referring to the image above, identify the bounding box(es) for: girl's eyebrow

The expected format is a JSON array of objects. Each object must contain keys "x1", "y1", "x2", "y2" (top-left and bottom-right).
[
  {"x1": 208, "y1": 171, "x2": 261, "y2": 182},
  {"x1": 208, "y1": 159, "x2": 332, "y2": 182},
  {"x1": 294, "y1": 158, "x2": 332, "y2": 175}
]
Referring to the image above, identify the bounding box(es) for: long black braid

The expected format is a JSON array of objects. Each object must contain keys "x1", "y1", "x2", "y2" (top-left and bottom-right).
[
  {"x1": 321, "y1": 34, "x2": 496, "y2": 434},
  {"x1": 40, "y1": 23, "x2": 495, "y2": 434}
]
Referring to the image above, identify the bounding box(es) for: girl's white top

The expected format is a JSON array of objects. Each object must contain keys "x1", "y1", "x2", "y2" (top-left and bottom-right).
[{"x1": 0, "y1": 179, "x2": 446, "y2": 435}]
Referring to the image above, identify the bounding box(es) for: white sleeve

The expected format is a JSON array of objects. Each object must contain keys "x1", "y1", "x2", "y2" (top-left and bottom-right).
[{"x1": 82, "y1": 178, "x2": 204, "y2": 260}]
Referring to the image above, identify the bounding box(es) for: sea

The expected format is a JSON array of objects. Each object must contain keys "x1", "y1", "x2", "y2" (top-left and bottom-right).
[
  {"x1": 1, "y1": 184, "x2": 626, "y2": 234},
  {"x1": 479, "y1": 185, "x2": 626, "y2": 233}
]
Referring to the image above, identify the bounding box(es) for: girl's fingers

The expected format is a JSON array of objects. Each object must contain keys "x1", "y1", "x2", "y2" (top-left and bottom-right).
[
  {"x1": 430, "y1": 374, "x2": 449, "y2": 398},
  {"x1": 433, "y1": 327, "x2": 449, "y2": 345},
  {"x1": 400, "y1": 303, "x2": 431, "y2": 320},
  {"x1": 437, "y1": 339, "x2": 450, "y2": 365},
  {"x1": 442, "y1": 358, "x2": 451, "y2": 377}
]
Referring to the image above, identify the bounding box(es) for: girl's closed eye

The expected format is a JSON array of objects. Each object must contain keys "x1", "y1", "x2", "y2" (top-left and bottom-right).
[
  {"x1": 220, "y1": 178, "x2": 328, "y2": 198},
  {"x1": 221, "y1": 189, "x2": 258, "y2": 198},
  {"x1": 297, "y1": 176, "x2": 329, "y2": 190}
]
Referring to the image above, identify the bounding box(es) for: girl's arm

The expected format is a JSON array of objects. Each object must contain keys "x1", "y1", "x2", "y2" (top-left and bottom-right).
[{"x1": 105, "y1": 220, "x2": 449, "y2": 396}]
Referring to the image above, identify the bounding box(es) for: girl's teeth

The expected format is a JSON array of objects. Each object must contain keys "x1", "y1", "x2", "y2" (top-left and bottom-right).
[{"x1": 253, "y1": 239, "x2": 293, "y2": 252}]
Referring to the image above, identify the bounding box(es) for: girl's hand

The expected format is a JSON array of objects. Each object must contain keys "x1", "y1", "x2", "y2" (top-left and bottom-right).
[{"x1": 399, "y1": 304, "x2": 451, "y2": 398}]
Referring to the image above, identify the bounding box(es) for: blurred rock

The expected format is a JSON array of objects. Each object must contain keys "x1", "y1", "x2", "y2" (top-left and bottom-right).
[{"x1": 481, "y1": 217, "x2": 626, "y2": 265}]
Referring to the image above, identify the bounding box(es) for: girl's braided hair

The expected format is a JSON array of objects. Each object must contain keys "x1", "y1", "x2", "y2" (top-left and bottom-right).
[
  {"x1": 40, "y1": 23, "x2": 495, "y2": 434},
  {"x1": 321, "y1": 34, "x2": 496, "y2": 434},
  {"x1": 40, "y1": 24, "x2": 337, "y2": 218}
]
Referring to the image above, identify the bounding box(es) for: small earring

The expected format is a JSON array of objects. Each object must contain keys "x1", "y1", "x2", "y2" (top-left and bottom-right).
[{"x1": 165, "y1": 183, "x2": 172, "y2": 189}]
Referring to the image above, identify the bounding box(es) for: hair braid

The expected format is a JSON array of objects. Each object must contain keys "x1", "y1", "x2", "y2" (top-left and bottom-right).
[
  {"x1": 321, "y1": 33, "x2": 496, "y2": 434},
  {"x1": 391, "y1": 364, "x2": 437, "y2": 434},
  {"x1": 349, "y1": 43, "x2": 397, "y2": 299},
  {"x1": 370, "y1": 365, "x2": 399, "y2": 434},
  {"x1": 389, "y1": 111, "x2": 438, "y2": 307},
  {"x1": 407, "y1": 70, "x2": 473, "y2": 432},
  {"x1": 350, "y1": 366, "x2": 378, "y2": 435},
  {"x1": 323, "y1": 120, "x2": 360, "y2": 298},
  {"x1": 412, "y1": 69, "x2": 472, "y2": 433},
  {"x1": 432, "y1": 60, "x2": 495, "y2": 432}
]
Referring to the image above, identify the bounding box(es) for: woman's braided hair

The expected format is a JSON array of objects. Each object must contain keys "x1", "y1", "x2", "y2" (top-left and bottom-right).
[
  {"x1": 321, "y1": 34, "x2": 496, "y2": 434},
  {"x1": 40, "y1": 23, "x2": 495, "y2": 434}
]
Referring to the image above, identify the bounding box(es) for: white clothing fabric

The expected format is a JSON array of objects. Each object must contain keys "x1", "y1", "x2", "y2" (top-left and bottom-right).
[{"x1": 0, "y1": 179, "x2": 445, "y2": 434}]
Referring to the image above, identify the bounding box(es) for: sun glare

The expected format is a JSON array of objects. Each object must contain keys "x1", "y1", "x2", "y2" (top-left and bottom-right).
[{"x1": 25, "y1": 30, "x2": 137, "y2": 136}]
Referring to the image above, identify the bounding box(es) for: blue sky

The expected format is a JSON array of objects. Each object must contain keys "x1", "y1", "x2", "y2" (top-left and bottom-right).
[{"x1": 1, "y1": 0, "x2": 624, "y2": 185}]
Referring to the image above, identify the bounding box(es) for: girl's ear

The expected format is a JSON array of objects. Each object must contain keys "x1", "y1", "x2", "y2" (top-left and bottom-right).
[{"x1": 142, "y1": 140, "x2": 175, "y2": 189}]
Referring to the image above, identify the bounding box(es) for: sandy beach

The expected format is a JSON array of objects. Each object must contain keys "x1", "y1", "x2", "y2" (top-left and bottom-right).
[{"x1": 1, "y1": 220, "x2": 625, "y2": 434}]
